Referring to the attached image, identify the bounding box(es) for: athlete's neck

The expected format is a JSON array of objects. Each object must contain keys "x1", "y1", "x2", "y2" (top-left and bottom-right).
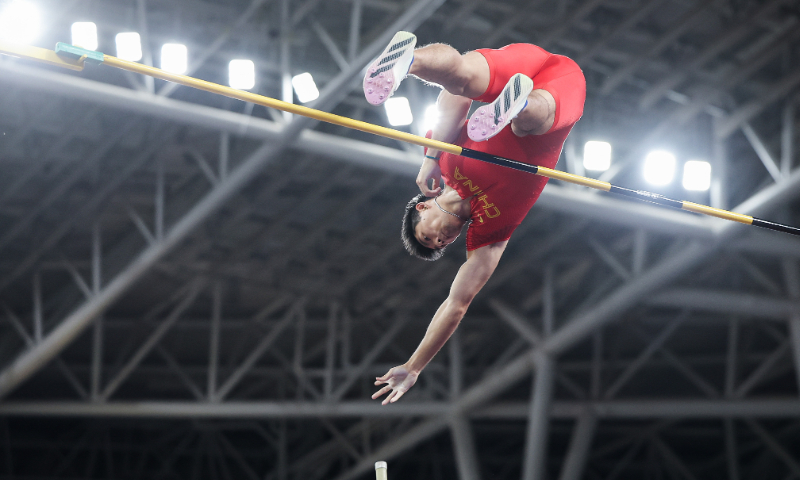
[{"x1": 437, "y1": 188, "x2": 471, "y2": 222}]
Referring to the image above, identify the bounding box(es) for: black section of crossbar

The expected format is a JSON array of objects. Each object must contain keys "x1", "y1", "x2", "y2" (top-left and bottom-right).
[
  {"x1": 752, "y1": 218, "x2": 800, "y2": 236},
  {"x1": 460, "y1": 147, "x2": 540, "y2": 175}
]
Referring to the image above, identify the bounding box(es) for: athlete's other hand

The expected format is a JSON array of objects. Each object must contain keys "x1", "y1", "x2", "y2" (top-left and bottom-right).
[
  {"x1": 416, "y1": 157, "x2": 442, "y2": 197},
  {"x1": 372, "y1": 365, "x2": 418, "y2": 405}
]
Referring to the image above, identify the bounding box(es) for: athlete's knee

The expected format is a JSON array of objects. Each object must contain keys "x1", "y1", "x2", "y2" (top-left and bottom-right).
[
  {"x1": 512, "y1": 90, "x2": 555, "y2": 136},
  {"x1": 457, "y1": 51, "x2": 490, "y2": 98}
]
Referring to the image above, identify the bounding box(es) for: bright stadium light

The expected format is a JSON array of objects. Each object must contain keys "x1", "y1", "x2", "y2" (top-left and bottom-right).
[
  {"x1": 643, "y1": 150, "x2": 676, "y2": 186},
  {"x1": 0, "y1": 1, "x2": 41, "y2": 45},
  {"x1": 161, "y1": 43, "x2": 187, "y2": 74},
  {"x1": 71, "y1": 22, "x2": 97, "y2": 51},
  {"x1": 384, "y1": 97, "x2": 413, "y2": 126},
  {"x1": 229, "y1": 59, "x2": 255, "y2": 90},
  {"x1": 583, "y1": 141, "x2": 611, "y2": 171},
  {"x1": 418, "y1": 104, "x2": 439, "y2": 135},
  {"x1": 115, "y1": 32, "x2": 142, "y2": 61},
  {"x1": 291, "y1": 72, "x2": 319, "y2": 103},
  {"x1": 683, "y1": 160, "x2": 711, "y2": 191}
]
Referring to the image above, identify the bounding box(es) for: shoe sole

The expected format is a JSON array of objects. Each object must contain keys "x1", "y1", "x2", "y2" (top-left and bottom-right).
[
  {"x1": 364, "y1": 31, "x2": 416, "y2": 106},
  {"x1": 467, "y1": 73, "x2": 533, "y2": 142}
]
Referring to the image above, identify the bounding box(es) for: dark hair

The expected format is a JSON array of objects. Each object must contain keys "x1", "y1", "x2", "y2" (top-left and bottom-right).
[{"x1": 401, "y1": 194, "x2": 446, "y2": 261}]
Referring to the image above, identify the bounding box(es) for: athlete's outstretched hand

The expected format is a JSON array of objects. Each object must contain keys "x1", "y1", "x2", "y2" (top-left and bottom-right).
[
  {"x1": 372, "y1": 365, "x2": 418, "y2": 405},
  {"x1": 416, "y1": 157, "x2": 442, "y2": 197}
]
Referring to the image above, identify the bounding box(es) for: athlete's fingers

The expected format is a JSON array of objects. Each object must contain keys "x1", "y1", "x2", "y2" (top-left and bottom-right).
[
  {"x1": 382, "y1": 390, "x2": 398, "y2": 405},
  {"x1": 376, "y1": 370, "x2": 392, "y2": 382},
  {"x1": 390, "y1": 389, "x2": 406, "y2": 403},
  {"x1": 430, "y1": 177, "x2": 442, "y2": 194},
  {"x1": 372, "y1": 385, "x2": 391, "y2": 399}
]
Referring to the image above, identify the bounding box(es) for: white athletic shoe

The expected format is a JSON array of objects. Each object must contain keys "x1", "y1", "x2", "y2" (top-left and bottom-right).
[
  {"x1": 363, "y1": 31, "x2": 417, "y2": 106},
  {"x1": 467, "y1": 73, "x2": 533, "y2": 142}
]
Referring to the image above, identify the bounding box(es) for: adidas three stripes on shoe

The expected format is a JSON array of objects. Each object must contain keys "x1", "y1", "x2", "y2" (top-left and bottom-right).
[
  {"x1": 363, "y1": 31, "x2": 416, "y2": 106},
  {"x1": 467, "y1": 73, "x2": 534, "y2": 142}
]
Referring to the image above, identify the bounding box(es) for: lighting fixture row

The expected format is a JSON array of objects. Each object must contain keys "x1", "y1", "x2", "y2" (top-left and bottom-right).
[
  {"x1": 584, "y1": 141, "x2": 712, "y2": 192},
  {"x1": 0, "y1": 1, "x2": 321, "y2": 101}
]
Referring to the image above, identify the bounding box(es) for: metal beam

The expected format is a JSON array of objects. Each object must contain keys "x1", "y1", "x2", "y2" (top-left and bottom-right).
[
  {"x1": 724, "y1": 419, "x2": 740, "y2": 480},
  {"x1": 645, "y1": 289, "x2": 799, "y2": 320},
  {"x1": 603, "y1": 314, "x2": 685, "y2": 400},
  {"x1": 1, "y1": 399, "x2": 799, "y2": 418},
  {"x1": 716, "y1": 65, "x2": 800, "y2": 138},
  {"x1": 782, "y1": 99, "x2": 795, "y2": 175},
  {"x1": 600, "y1": 0, "x2": 718, "y2": 94},
  {"x1": 99, "y1": 281, "x2": 204, "y2": 401},
  {"x1": 745, "y1": 419, "x2": 800, "y2": 477},
  {"x1": 638, "y1": 0, "x2": 789, "y2": 109},
  {"x1": 522, "y1": 353, "x2": 555, "y2": 480},
  {"x1": 449, "y1": 416, "x2": 481, "y2": 480},
  {"x1": 557, "y1": 410, "x2": 597, "y2": 480},
  {"x1": 212, "y1": 301, "x2": 301, "y2": 402},
  {"x1": 742, "y1": 123, "x2": 783, "y2": 182}
]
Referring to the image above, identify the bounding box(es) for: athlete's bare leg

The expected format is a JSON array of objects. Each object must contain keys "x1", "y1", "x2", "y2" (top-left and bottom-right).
[
  {"x1": 408, "y1": 44, "x2": 490, "y2": 99},
  {"x1": 410, "y1": 43, "x2": 555, "y2": 137}
]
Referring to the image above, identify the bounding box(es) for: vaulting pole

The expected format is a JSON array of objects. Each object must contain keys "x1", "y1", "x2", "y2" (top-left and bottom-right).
[{"x1": 3, "y1": 41, "x2": 799, "y2": 236}]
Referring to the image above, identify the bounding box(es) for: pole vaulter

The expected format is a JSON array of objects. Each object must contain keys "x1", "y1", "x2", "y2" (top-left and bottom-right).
[{"x1": 1, "y1": 40, "x2": 798, "y2": 236}]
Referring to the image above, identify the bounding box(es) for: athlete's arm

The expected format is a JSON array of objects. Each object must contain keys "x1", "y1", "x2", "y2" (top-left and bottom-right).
[
  {"x1": 372, "y1": 240, "x2": 508, "y2": 404},
  {"x1": 416, "y1": 90, "x2": 472, "y2": 197}
]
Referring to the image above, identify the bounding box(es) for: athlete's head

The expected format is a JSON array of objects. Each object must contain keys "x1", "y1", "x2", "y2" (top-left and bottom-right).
[{"x1": 401, "y1": 194, "x2": 465, "y2": 261}]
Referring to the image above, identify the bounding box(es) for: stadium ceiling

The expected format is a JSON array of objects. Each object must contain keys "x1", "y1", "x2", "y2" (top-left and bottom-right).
[{"x1": 1, "y1": 0, "x2": 800, "y2": 479}]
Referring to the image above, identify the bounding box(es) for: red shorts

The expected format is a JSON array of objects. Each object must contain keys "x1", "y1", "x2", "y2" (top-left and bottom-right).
[{"x1": 474, "y1": 43, "x2": 585, "y2": 134}]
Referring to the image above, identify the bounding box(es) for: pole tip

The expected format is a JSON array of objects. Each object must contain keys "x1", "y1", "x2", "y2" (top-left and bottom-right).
[{"x1": 375, "y1": 461, "x2": 387, "y2": 470}]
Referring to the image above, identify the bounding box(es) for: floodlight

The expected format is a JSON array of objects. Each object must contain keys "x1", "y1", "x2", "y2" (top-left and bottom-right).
[
  {"x1": 583, "y1": 141, "x2": 611, "y2": 171},
  {"x1": 229, "y1": 59, "x2": 255, "y2": 90},
  {"x1": 291, "y1": 72, "x2": 319, "y2": 103},
  {"x1": 418, "y1": 104, "x2": 439, "y2": 135},
  {"x1": 115, "y1": 32, "x2": 142, "y2": 61},
  {"x1": 683, "y1": 160, "x2": 711, "y2": 191},
  {"x1": 0, "y1": 1, "x2": 40, "y2": 45},
  {"x1": 71, "y1": 22, "x2": 97, "y2": 51},
  {"x1": 643, "y1": 150, "x2": 676, "y2": 186},
  {"x1": 384, "y1": 97, "x2": 413, "y2": 126},
  {"x1": 161, "y1": 43, "x2": 187, "y2": 74}
]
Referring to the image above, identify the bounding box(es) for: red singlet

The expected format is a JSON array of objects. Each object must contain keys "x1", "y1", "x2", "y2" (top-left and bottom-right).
[{"x1": 438, "y1": 44, "x2": 586, "y2": 251}]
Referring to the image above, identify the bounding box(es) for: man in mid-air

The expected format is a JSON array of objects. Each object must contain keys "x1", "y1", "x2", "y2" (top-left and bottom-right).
[{"x1": 366, "y1": 32, "x2": 586, "y2": 404}]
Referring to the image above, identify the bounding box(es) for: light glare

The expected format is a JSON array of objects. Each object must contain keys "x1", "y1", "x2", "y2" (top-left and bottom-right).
[
  {"x1": 71, "y1": 22, "x2": 98, "y2": 51},
  {"x1": 0, "y1": 2, "x2": 40, "y2": 45},
  {"x1": 583, "y1": 141, "x2": 611, "y2": 171},
  {"x1": 418, "y1": 104, "x2": 439, "y2": 135},
  {"x1": 384, "y1": 97, "x2": 413, "y2": 126},
  {"x1": 683, "y1": 160, "x2": 711, "y2": 191},
  {"x1": 115, "y1": 32, "x2": 142, "y2": 61},
  {"x1": 291, "y1": 72, "x2": 319, "y2": 103},
  {"x1": 229, "y1": 59, "x2": 255, "y2": 90},
  {"x1": 643, "y1": 150, "x2": 676, "y2": 186},
  {"x1": 161, "y1": 43, "x2": 187, "y2": 74}
]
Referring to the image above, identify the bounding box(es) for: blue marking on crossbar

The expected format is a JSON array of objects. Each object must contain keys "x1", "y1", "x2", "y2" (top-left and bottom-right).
[{"x1": 55, "y1": 43, "x2": 104, "y2": 64}]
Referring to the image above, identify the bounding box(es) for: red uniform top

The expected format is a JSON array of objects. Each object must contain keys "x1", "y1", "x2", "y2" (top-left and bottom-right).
[{"x1": 438, "y1": 44, "x2": 586, "y2": 251}]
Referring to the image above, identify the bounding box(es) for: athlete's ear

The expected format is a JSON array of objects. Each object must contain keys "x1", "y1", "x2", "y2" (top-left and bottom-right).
[{"x1": 415, "y1": 202, "x2": 428, "y2": 212}]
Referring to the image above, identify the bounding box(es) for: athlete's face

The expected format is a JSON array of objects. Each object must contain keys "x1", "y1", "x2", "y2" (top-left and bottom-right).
[{"x1": 414, "y1": 202, "x2": 463, "y2": 249}]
